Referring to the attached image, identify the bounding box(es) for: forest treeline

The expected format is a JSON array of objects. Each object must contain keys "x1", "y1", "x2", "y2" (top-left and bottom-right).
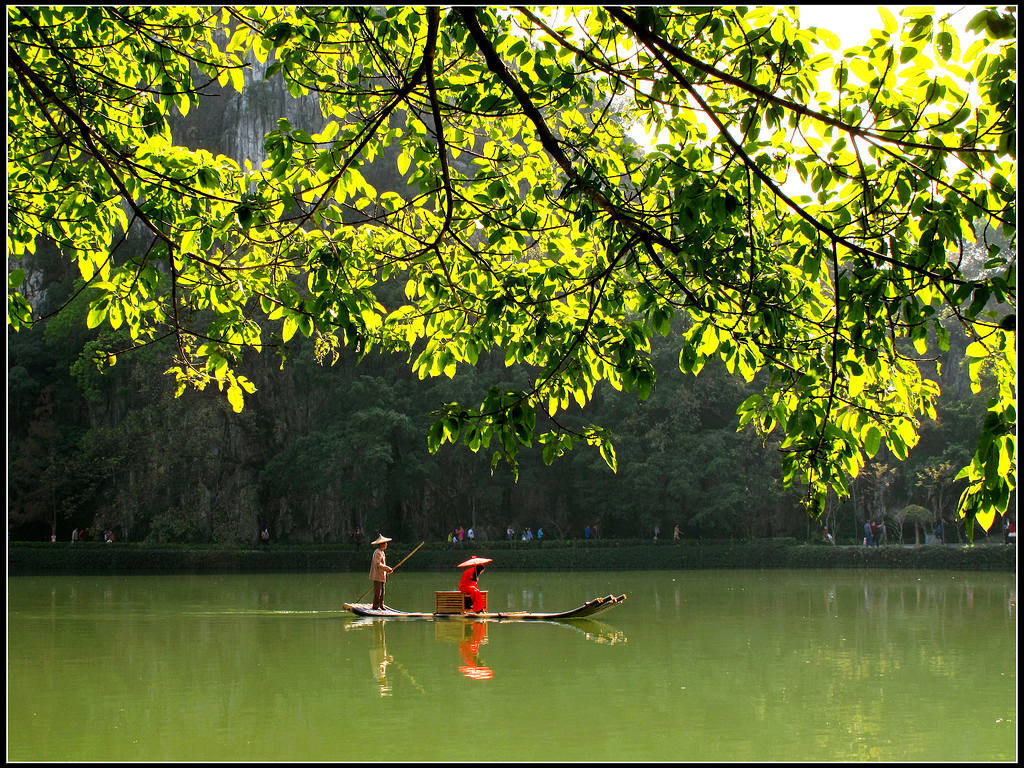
[
  {"x1": 8, "y1": 537, "x2": 1015, "y2": 577},
  {"x1": 7, "y1": 248, "x2": 998, "y2": 546}
]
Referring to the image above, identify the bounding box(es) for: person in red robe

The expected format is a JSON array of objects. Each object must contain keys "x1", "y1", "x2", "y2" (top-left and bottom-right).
[{"x1": 458, "y1": 561, "x2": 488, "y2": 613}]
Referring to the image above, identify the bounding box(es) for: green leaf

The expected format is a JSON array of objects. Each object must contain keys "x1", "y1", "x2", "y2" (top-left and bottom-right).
[
  {"x1": 427, "y1": 420, "x2": 444, "y2": 453},
  {"x1": 282, "y1": 315, "x2": 298, "y2": 342},
  {"x1": 86, "y1": 301, "x2": 108, "y2": 329},
  {"x1": 864, "y1": 426, "x2": 882, "y2": 457},
  {"x1": 878, "y1": 6, "x2": 898, "y2": 34},
  {"x1": 599, "y1": 438, "x2": 617, "y2": 473},
  {"x1": 226, "y1": 383, "x2": 245, "y2": 412}
]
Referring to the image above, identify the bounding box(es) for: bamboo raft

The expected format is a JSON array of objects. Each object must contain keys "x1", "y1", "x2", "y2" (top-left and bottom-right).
[{"x1": 343, "y1": 593, "x2": 627, "y2": 621}]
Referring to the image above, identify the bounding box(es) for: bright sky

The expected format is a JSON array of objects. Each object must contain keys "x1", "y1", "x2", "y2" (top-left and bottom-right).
[
  {"x1": 797, "y1": 5, "x2": 982, "y2": 46},
  {"x1": 625, "y1": 5, "x2": 989, "y2": 150}
]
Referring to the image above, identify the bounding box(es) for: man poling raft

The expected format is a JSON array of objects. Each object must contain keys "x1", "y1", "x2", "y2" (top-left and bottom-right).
[
  {"x1": 368, "y1": 534, "x2": 394, "y2": 610},
  {"x1": 351, "y1": 539, "x2": 425, "y2": 610},
  {"x1": 457, "y1": 556, "x2": 492, "y2": 614}
]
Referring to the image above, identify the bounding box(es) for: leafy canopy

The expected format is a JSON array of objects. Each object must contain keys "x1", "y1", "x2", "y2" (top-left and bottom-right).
[{"x1": 7, "y1": 6, "x2": 1016, "y2": 530}]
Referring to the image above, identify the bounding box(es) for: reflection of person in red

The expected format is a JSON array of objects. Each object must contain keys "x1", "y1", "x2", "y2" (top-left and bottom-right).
[
  {"x1": 458, "y1": 621, "x2": 493, "y2": 680},
  {"x1": 457, "y1": 556, "x2": 492, "y2": 613}
]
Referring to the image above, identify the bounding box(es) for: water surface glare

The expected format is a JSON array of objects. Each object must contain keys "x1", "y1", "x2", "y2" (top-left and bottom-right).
[{"x1": 7, "y1": 569, "x2": 1016, "y2": 761}]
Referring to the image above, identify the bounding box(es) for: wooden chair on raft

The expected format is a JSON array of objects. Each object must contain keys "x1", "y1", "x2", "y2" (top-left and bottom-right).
[{"x1": 435, "y1": 591, "x2": 488, "y2": 614}]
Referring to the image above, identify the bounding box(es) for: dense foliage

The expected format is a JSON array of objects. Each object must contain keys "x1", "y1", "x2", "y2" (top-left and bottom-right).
[
  {"x1": 7, "y1": 7, "x2": 1016, "y2": 540},
  {"x1": 7, "y1": 268, "x2": 998, "y2": 544}
]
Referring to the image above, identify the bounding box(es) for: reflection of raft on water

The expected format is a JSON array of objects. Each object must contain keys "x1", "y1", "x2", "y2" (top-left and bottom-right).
[
  {"x1": 345, "y1": 613, "x2": 627, "y2": 646},
  {"x1": 343, "y1": 593, "x2": 627, "y2": 621}
]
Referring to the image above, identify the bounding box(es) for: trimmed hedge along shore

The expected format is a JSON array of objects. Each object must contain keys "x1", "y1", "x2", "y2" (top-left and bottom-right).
[{"x1": 8, "y1": 539, "x2": 1015, "y2": 575}]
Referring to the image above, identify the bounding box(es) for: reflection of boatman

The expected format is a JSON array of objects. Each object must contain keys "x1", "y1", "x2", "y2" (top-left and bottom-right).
[
  {"x1": 458, "y1": 621, "x2": 493, "y2": 680},
  {"x1": 457, "y1": 556, "x2": 492, "y2": 613},
  {"x1": 370, "y1": 620, "x2": 393, "y2": 696},
  {"x1": 369, "y1": 534, "x2": 395, "y2": 610}
]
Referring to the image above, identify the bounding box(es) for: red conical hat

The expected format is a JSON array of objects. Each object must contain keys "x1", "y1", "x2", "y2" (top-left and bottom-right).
[{"x1": 457, "y1": 556, "x2": 493, "y2": 568}]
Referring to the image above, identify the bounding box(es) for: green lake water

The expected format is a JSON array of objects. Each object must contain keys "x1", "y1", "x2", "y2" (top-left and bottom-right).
[{"x1": 6, "y1": 568, "x2": 1016, "y2": 761}]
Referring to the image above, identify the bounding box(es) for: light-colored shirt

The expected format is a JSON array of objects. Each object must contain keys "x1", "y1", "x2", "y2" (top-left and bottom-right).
[{"x1": 369, "y1": 548, "x2": 389, "y2": 582}]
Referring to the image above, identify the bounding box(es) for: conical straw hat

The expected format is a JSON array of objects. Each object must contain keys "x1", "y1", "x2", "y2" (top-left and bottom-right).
[{"x1": 457, "y1": 556, "x2": 493, "y2": 568}]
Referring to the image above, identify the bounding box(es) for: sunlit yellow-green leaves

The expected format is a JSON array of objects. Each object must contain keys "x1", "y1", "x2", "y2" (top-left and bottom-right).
[{"x1": 7, "y1": 6, "x2": 1015, "y2": 529}]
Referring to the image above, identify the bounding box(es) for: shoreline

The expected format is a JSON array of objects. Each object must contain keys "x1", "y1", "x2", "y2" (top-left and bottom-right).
[{"x1": 8, "y1": 539, "x2": 1015, "y2": 575}]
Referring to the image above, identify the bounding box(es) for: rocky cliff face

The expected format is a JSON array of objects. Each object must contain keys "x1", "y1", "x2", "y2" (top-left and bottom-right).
[
  {"x1": 171, "y1": 52, "x2": 424, "y2": 217},
  {"x1": 173, "y1": 56, "x2": 327, "y2": 165}
]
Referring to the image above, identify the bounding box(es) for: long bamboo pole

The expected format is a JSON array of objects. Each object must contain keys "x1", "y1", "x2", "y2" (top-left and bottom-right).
[{"x1": 354, "y1": 541, "x2": 425, "y2": 603}]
